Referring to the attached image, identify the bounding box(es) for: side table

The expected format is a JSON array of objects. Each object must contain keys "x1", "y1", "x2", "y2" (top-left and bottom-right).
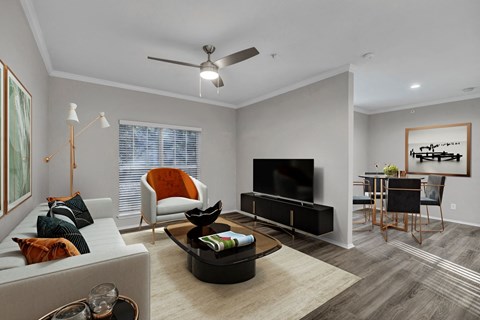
[{"x1": 38, "y1": 295, "x2": 138, "y2": 320}]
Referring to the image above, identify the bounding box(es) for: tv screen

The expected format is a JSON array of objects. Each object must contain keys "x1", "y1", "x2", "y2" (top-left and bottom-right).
[{"x1": 253, "y1": 159, "x2": 314, "y2": 203}]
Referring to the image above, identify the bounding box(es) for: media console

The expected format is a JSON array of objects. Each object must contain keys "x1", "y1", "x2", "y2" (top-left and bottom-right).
[{"x1": 240, "y1": 193, "x2": 333, "y2": 236}]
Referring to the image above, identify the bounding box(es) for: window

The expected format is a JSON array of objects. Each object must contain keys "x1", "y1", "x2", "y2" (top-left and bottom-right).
[{"x1": 118, "y1": 120, "x2": 201, "y2": 214}]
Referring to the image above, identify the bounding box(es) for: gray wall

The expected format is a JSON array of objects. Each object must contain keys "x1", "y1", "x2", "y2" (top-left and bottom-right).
[
  {"x1": 366, "y1": 98, "x2": 480, "y2": 225},
  {"x1": 237, "y1": 72, "x2": 354, "y2": 247},
  {"x1": 0, "y1": 0, "x2": 49, "y2": 240},
  {"x1": 47, "y1": 77, "x2": 237, "y2": 228},
  {"x1": 353, "y1": 112, "x2": 369, "y2": 180}
]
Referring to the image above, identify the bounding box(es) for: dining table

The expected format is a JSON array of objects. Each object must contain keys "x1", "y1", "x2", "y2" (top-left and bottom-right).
[{"x1": 358, "y1": 174, "x2": 424, "y2": 232}]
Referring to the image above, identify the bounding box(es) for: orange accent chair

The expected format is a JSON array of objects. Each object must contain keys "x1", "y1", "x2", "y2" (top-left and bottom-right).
[{"x1": 140, "y1": 168, "x2": 207, "y2": 243}]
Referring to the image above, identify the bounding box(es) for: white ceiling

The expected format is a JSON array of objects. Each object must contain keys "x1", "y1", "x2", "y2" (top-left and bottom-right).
[{"x1": 23, "y1": 0, "x2": 480, "y2": 113}]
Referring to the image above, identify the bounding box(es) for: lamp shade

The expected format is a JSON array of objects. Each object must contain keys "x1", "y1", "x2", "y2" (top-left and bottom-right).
[
  {"x1": 66, "y1": 103, "x2": 79, "y2": 125},
  {"x1": 99, "y1": 112, "x2": 110, "y2": 128},
  {"x1": 200, "y1": 61, "x2": 219, "y2": 80}
]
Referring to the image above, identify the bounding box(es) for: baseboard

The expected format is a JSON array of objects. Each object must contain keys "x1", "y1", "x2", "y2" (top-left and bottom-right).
[{"x1": 425, "y1": 215, "x2": 480, "y2": 228}]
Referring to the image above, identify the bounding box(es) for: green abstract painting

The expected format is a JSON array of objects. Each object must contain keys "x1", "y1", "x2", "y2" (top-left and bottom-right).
[{"x1": 7, "y1": 69, "x2": 32, "y2": 211}]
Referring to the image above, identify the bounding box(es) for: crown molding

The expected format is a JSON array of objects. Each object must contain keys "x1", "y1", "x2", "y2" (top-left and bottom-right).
[
  {"x1": 237, "y1": 64, "x2": 354, "y2": 108},
  {"x1": 50, "y1": 71, "x2": 237, "y2": 108},
  {"x1": 21, "y1": 0, "x2": 53, "y2": 73},
  {"x1": 359, "y1": 92, "x2": 480, "y2": 115}
]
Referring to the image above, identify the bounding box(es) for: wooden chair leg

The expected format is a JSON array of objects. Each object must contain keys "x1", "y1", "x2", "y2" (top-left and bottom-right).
[
  {"x1": 139, "y1": 215, "x2": 143, "y2": 230},
  {"x1": 151, "y1": 223, "x2": 156, "y2": 245},
  {"x1": 439, "y1": 205, "x2": 445, "y2": 231}
]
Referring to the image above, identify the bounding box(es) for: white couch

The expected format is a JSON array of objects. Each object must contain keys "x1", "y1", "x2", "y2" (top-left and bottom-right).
[{"x1": 0, "y1": 198, "x2": 150, "y2": 320}]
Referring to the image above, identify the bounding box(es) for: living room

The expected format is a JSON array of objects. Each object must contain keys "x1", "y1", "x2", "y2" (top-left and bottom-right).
[{"x1": 0, "y1": 1, "x2": 479, "y2": 319}]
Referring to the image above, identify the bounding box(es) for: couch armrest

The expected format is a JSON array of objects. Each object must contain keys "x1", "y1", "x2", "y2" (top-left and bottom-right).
[
  {"x1": 0, "y1": 244, "x2": 150, "y2": 320},
  {"x1": 84, "y1": 198, "x2": 114, "y2": 219}
]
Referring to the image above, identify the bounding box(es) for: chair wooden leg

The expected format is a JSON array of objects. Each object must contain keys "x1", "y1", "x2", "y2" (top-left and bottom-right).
[
  {"x1": 439, "y1": 205, "x2": 445, "y2": 231},
  {"x1": 411, "y1": 212, "x2": 423, "y2": 244},
  {"x1": 139, "y1": 215, "x2": 143, "y2": 230},
  {"x1": 151, "y1": 223, "x2": 156, "y2": 245},
  {"x1": 426, "y1": 205, "x2": 430, "y2": 224}
]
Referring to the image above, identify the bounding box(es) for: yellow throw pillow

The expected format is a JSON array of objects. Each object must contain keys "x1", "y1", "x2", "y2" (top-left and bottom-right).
[{"x1": 12, "y1": 237, "x2": 80, "y2": 265}]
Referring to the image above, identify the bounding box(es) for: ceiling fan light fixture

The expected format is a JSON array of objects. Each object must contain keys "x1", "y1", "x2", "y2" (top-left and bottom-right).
[{"x1": 200, "y1": 61, "x2": 219, "y2": 80}]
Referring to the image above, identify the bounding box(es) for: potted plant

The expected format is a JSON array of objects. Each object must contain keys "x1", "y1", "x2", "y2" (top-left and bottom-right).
[{"x1": 383, "y1": 164, "x2": 399, "y2": 177}]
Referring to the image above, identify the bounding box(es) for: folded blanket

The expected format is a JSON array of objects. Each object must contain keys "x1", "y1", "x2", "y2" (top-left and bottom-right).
[{"x1": 199, "y1": 231, "x2": 255, "y2": 252}]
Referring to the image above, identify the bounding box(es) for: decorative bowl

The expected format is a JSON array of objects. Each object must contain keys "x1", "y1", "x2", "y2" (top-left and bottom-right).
[{"x1": 185, "y1": 200, "x2": 222, "y2": 227}]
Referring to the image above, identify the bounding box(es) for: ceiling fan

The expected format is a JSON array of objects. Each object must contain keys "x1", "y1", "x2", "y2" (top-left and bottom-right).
[{"x1": 147, "y1": 45, "x2": 259, "y2": 88}]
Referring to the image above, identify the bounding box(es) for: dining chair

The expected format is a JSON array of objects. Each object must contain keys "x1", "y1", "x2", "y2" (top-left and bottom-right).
[
  {"x1": 353, "y1": 180, "x2": 373, "y2": 231},
  {"x1": 418, "y1": 175, "x2": 446, "y2": 233},
  {"x1": 382, "y1": 178, "x2": 421, "y2": 242}
]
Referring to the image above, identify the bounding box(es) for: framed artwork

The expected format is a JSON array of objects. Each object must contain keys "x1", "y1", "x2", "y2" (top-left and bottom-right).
[
  {"x1": 405, "y1": 123, "x2": 471, "y2": 177},
  {"x1": 6, "y1": 67, "x2": 32, "y2": 211},
  {"x1": 0, "y1": 60, "x2": 4, "y2": 218}
]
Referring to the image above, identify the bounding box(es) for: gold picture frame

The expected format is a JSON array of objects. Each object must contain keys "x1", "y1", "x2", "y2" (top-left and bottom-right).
[
  {"x1": 6, "y1": 67, "x2": 32, "y2": 212},
  {"x1": 405, "y1": 123, "x2": 471, "y2": 177}
]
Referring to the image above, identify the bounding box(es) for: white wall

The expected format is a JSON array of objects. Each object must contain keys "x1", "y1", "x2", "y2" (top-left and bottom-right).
[
  {"x1": 47, "y1": 77, "x2": 237, "y2": 228},
  {"x1": 237, "y1": 72, "x2": 354, "y2": 248},
  {"x1": 0, "y1": 0, "x2": 49, "y2": 240},
  {"x1": 366, "y1": 98, "x2": 480, "y2": 226}
]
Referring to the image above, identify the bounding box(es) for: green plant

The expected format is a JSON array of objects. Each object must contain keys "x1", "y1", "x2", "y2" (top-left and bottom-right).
[{"x1": 383, "y1": 164, "x2": 399, "y2": 176}]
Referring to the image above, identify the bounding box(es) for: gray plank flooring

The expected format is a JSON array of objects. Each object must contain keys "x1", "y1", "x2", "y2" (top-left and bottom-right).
[{"x1": 224, "y1": 211, "x2": 480, "y2": 320}]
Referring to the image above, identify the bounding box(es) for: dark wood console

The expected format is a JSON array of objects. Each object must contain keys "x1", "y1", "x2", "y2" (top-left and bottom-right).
[{"x1": 240, "y1": 193, "x2": 333, "y2": 236}]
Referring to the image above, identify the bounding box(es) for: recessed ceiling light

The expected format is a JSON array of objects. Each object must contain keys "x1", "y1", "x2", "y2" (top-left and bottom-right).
[
  {"x1": 462, "y1": 87, "x2": 475, "y2": 92},
  {"x1": 410, "y1": 84, "x2": 421, "y2": 89}
]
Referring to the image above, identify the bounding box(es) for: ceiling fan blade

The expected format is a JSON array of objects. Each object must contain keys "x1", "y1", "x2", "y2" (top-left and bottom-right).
[
  {"x1": 147, "y1": 56, "x2": 200, "y2": 68},
  {"x1": 211, "y1": 76, "x2": 224, "y2": 88},
  {"x1": 214, "y1": 47, "x2": 259, "y2": 68}
]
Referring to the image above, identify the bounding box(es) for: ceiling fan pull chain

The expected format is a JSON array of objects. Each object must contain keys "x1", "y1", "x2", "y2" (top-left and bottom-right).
[
  {"x1": 217, "y1": 76, "x2": 220, "y2": 95},
  {"x1": 199, "y1": 76, "x2": 202, "y2": 97}
]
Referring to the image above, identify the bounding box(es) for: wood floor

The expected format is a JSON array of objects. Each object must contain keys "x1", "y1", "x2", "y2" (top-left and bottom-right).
[{"x1": 224, "y1": 211, "x2": 480, "y2": 320}]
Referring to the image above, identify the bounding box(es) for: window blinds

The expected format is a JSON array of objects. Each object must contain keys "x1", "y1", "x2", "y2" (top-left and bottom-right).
[{"x1": 118, "y1": 120, "x2": 201, "y2": 213}]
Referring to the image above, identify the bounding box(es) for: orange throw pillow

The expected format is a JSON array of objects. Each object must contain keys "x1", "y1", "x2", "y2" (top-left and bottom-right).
[
  {"x1": 147, "y1": 168, "x2": 199, "y2": 201},
  {"x1": 12, "y1": 237, "x2": 80, "y2": 265},
  {"x1": 47, "y1": 191, "x2": 81, "y2": 203}
]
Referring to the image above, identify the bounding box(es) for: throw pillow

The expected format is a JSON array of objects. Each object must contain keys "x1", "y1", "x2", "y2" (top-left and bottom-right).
[
  {"x1": 37, "y1": 216, "x2": 91, "y2": 254},
  {"x1": 46, "y1": 193, "x2": 94, "y2": 228},
  {"x1": 64, "y1": 194, "x2": 94, "y2": 228},
  {"x1": 47, "y1": 191, "x2": 81, "y2": 206},
  {"x1": 47, "y1": 201, "x2": 77, "y2": 227},
  {"x1": 12, "y1": 237, "x2": 80, "y2": 265}
]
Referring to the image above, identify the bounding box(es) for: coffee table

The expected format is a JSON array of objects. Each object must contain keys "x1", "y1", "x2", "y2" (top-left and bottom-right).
[{"x1": 164, "y1": 217, "x2": 282, "y2": 284}]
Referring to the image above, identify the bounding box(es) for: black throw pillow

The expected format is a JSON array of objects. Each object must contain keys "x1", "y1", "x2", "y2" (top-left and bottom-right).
[
  {"x1": 63, "y1": 194, "x2": 94, "y2": 228},
  {"x1": 37, "y1": 216, "x2": 90, "y2": 254},
  {"x1": 47, "y1": 201, "x2": 77, "y2": 227}
]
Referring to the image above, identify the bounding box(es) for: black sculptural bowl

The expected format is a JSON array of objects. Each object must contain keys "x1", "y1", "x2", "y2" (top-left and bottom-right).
[{"x1": 185, "y1": 200, "x2": 223, "y2": 227}]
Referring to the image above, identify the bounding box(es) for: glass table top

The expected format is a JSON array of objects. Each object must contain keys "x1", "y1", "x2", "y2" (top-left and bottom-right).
[{"x1": 164, "y1": 217, "x2": 282, "y2": 266}]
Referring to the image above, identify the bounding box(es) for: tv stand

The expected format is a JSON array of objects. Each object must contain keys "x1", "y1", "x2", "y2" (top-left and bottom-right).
[{"x1": 240, "y1": 193, "x2": 333, "y2": 236}]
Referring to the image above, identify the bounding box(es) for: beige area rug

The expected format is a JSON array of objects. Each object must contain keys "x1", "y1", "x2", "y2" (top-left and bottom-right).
[{"x1": 122, "y1": 229, "x2": 360, "y2": 320}]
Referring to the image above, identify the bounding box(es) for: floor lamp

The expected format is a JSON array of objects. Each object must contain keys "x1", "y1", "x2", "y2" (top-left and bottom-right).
[{"x1": 44, "y1": 103, "x2": 110, "y2": 195}]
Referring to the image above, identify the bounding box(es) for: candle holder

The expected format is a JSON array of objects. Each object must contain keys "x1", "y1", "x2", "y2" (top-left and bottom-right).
[{"x1": 86, "y1": 283, "x2": 119, "y2": 319}]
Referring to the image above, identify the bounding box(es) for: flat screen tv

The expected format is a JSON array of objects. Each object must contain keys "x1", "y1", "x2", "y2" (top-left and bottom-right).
[{"x1": 253, "y1": 159, "x2": 314, "y2": 203}]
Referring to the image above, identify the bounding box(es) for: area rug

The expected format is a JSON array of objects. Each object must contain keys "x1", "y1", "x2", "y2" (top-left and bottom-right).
[{"x1": 122, "y1": 229, "x2": 360, "y2": 319}]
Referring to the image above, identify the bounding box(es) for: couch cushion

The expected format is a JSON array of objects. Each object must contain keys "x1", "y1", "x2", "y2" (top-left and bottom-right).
[
  {"x1": 12, "y1": 237, "x2": 80, "y2": 265},
  {"x1": 79, "y1": 218, "x2": 126, "y2": 252},
  {"x1": 156, "y1": 197, "x2": 203, "y2": 215},
  {"x1": 37, "y1": 216, "x2": 90, "y2": 254}
]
